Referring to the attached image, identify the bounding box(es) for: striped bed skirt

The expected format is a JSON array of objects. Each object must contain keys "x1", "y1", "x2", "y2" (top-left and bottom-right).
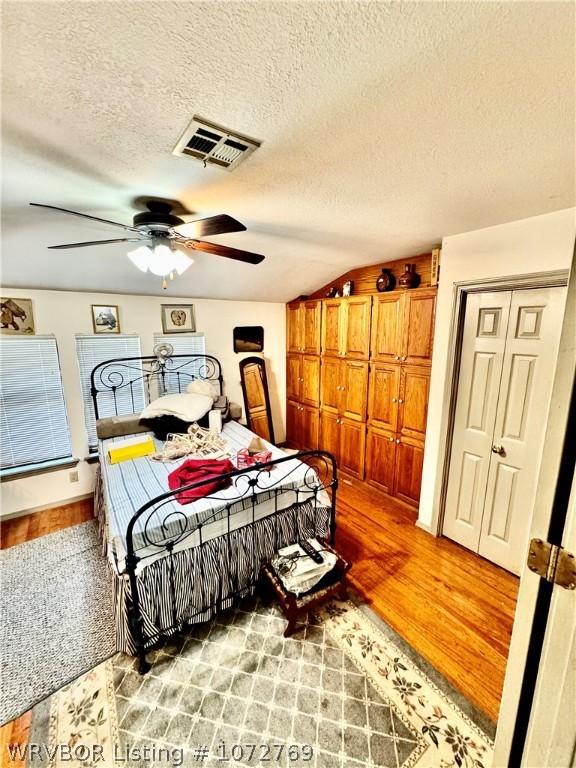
[{"x1": 94, "y1": 470, "x2": 331, "y2": 655}]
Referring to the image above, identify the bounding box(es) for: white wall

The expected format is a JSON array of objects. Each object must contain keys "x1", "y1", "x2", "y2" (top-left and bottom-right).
[
  {"x1": 0, "y1": 289, "x2": 286, "y2": 518},
  {"x1": 419, "y1": 208, "x2": 575, "y2": 530}
]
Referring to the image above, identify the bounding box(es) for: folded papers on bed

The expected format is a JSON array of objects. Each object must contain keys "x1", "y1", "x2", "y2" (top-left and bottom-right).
[{"x1": 168, "y1": 458, "x2": 236, "y2": 503}]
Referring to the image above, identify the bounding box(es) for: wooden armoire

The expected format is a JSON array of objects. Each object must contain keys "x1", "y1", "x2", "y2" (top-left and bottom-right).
[{"x1": 285, "y1": 255, "x2": 437, "y2": 509}]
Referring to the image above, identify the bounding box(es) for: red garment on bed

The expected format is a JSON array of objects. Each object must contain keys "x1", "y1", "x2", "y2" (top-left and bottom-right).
[{"x1": 168, "y1": 458, "x2": 236, "y2": 504}]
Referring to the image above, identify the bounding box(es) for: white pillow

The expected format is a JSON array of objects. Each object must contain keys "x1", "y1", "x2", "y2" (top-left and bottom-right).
[
  {"x1": 186, "y1": 379, "x2": 219, "y2": 402},
  {"x1": 140, "y1": 393, "x2": 213, "y2": 422}
]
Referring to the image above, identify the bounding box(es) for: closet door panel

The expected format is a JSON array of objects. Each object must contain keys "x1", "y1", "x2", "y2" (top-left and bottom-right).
[
  {"x1": 478, "y1": 285, "x2": 567, "y2": 574},
  {"x1": 286, "y1": 354, "x2": 302, "y2": 402},
  {"x1": 340, "y1": 419, "x2": 366, "y2": 479},
  {"x1": 394, "y1": 436, "x2": 424, "y2": 507},
  {"x1": 322, "y1": 300, "x2": 343, "y2": 357},
  {"x1": 320, "y1": 410, "x2": 341, "y2": 463},
  {"x1": 442, "y1": 292, "x2": 512, "y2": 551},
  {"x1": 301, "y1": 355, "x2": 321, "y2": 408},
  {"x1": 344, "y1": 297, "x2": 372, "y2": 359},
  {"x1": 402, "y1": 290, "x2": 436, "y2": 366},
  {"x1": 366, "y1": 427, "x2": 396, "y2": 495},
  {"x1": 341, "y1": 361, "x2": 369, "y2": 422},
  {"x1": 371, "y1": 294, "x2": 404, "y2": 362},
  {"x1": 368, "y1": 362, "x2": 400, "y2": 432},
  {"x1": 398, "y1": 366, "x2": 430, "y2": 440},
  {"x1": 320, "y1": 357, "x2": 342, "y2": 414},
  {"x1": 303, "y1": 301, "x2": 321, "y2": 355},
  {"x1": 287, "y1": 303, "x2": 303, "y2": 353}
]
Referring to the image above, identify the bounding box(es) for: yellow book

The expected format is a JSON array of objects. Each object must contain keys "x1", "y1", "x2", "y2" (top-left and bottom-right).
[{"x1": 107, "y1": 435, "x2": 155, "y2": 464}]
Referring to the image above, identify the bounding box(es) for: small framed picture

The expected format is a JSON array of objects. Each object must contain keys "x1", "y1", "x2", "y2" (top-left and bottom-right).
[
  {"x1": 91, "y1": 305, "x2": 120, "y2": 334},
  {"x1": 1, "y1": 297, "x2": 35, "y2": 335},
  {"x1": 161, "y1": 304, "x2": 196, "y2": 333},
  {"x1": 342, "y1": 280, "x2": 354, "y2": 296}
]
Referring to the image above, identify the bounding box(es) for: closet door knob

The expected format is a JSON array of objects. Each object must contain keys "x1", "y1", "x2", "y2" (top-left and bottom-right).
[
  {"x1": 401, "y1": 356, "x2": 406, "y2": 361},
  {"x1": 491, "y1": 444, "x2": 505, "y2": 456},
  {"x1": 392, "y1": 397, "x2": 397, "y2": 403},
  {"x1": 396, "y1": 439, "x2": 400, "y2": 444},
  {"x1": 389, "y1": 437, "x2": 394, "y2": 442},
  {"x1": 398, "y1": 399, "x2": 404, "y2": 404},
  {"x1": 395, "y1": 355, "x2": 400, "y2": 360}
]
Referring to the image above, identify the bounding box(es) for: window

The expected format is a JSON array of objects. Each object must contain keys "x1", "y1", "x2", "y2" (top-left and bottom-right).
[
  {"x1": 0, "y1": 337, "x2": 72, "y2": 473},
  {"x1": 153, "y1": 333, "x2": 206, "y2": 394},
  {"x1": 76, "y1": 335, "x2": 144, "y2": 451}
]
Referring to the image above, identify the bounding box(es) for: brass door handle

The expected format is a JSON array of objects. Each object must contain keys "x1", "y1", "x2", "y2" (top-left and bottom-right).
[{"x1": 491, "y1": 444, "x2": 505, "y2": 456}]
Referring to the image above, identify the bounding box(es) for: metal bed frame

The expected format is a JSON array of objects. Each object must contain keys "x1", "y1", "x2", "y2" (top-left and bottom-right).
[{"x1": 91, "y1": 354, "x2": 338, "y2": 674}]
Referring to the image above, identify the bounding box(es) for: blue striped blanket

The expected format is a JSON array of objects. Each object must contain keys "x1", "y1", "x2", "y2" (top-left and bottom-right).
[{"x1": 98, "y1": 422, "x2": 322, "y2": 568}]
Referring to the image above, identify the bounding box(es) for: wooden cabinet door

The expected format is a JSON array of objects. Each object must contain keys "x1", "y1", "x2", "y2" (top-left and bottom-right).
[
  {"x1": 398, "y1": 366, "x2": 430, "y2": 440},
  {"x1": 394, "y1": 435, "x2": 425, "y2": 507},
  {"x1": 340, "y1": 360, "x2": 368, "y2": 422},
  {"x1": 366, "y1": 427, "x2": 397, "y2": 494},
  {"x1": 301, "y1": 355, "x2": 320, "y2": 408},
  {"x1": 286, "y1": 400, "x2": 301, "y2": 446},
  {"x1": 301, "y1": 405, "x2": 319, "y2": 451},
  {"x1": 303, "y1": 301, "x2": 321, "y2": 355},
  {"x1": 371, "y1": 293, "x2": 404, "y2": 362},
  {"x1": 322, "y1": 299, "x2": 344, "y2": 357},
  {"x1": 287, "y1": 302, "x2": 303, "y2": 353},
  {"x1": 339, "y1": 418, "x2": 366, "y2": 479},
  {"x1": 320, "y1": 356, "x2": 342, "y2": 414},
  {"x1": 368, "y1": 362, "x2": 400, "y2": 432},
  {"x1": 344, "y1": 297, "x2": 372, "y2": 359},
  {"x1": 286, "y1": 354, "x2": 302, "y2": 402},
  {"x1": 402, "y1": 290, "x2": 436, "y2": 366},
  {"x1": 320, "y1": 409, "x2": 341, "y2": 463}
]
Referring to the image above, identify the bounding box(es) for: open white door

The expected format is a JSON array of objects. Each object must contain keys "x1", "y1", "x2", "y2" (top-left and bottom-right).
[{"x1": 494, "y1": 251, "x2": 576, "y2": 766}]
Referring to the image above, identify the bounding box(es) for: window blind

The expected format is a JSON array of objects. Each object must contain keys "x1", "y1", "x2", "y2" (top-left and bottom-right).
[
  {"x1": 0, "y1": 336, "x2": 72, "y2": 471},
  {"x1": 76, "y1": 335, "x2": 144, "y2": 450},
  {"x1": 153, "y1": 333, "x2": 206, "y2": 394}
]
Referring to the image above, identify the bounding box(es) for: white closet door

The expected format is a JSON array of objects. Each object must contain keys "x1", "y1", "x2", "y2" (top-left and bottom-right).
[
  {"x1": 442, "y1": 292, "x2": 512, "y2": 551},
  {"x1": 478, "y1": 286, "x2": 566, "y2": 573}
]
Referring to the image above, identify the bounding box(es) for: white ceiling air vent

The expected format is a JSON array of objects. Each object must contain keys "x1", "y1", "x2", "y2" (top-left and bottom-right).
[{"x1": 173, "y1": 116, "x2": 261, "y2": 171}]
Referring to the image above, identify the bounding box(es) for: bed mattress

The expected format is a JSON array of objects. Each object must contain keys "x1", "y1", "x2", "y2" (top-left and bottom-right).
[{"x1": 98, "y1": 421, "x2": 329, "y2": 573}]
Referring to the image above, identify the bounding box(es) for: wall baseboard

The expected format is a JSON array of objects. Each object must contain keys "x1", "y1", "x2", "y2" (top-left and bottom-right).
[{"x1": 0, "y1": 493, "x2": 93, "y2": 522}]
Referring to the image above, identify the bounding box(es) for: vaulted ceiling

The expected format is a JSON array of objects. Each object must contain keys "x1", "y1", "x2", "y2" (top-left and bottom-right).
[{"x1": 2, "y1": 1, "x2": 574, "y2": 301}]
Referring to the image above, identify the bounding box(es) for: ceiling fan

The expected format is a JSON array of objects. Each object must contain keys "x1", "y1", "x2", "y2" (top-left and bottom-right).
[{"x1": 30, "y1": 199, "x2": 265, "y2": 288}]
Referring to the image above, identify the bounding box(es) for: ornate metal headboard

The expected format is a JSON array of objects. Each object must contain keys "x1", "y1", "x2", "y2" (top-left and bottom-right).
[{"x1": 90, "y1": 354, "x2": 223, "y2": 421}]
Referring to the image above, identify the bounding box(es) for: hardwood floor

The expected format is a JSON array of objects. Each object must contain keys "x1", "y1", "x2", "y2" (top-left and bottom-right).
[
  {"x1": 0, "y1": 484, "x2": 518, "y2": 760},
  {"x1": 335, "y1": 477, "x2": 519, "y2": 722},
  {"x1": 0, "y1": 499, "x2": 94, "y2": 766}
]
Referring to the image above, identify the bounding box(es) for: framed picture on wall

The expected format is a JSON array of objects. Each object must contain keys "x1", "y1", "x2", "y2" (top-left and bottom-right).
[
  {"x1": 91, "y1": 305, "x2": 120, "y2": 334},
  {"x1": 161, "y1": 304, "x2": 196, "y2": 333},
  {"x1": 0, "y1": 297, "x2": 35, "y2": 335},
  {"x1": 233, "y1": 326, "x2": 264, "y2": 353}
]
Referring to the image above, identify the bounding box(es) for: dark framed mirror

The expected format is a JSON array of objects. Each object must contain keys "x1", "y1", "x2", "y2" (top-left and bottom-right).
[
  {"x1": 239, "y1": 356, "x2": 275, "y2": 444},
  {"x1": 234, "y1": 326, "x2": 264, "y2": 353}
]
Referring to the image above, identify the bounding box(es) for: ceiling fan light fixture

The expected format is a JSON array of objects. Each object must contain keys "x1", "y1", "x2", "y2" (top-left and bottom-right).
[
  {"x1": 127, "y1": 245, "x2": 152, "y2": 272},
  {"x1": 148, "y1": 243, "x2": 173, "y2": 276},
  {"x1": 171, "y1": 249, "x2": 194, "y2": 275}
]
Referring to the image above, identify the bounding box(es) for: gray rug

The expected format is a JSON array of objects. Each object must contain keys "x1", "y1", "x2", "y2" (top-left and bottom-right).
[
  {"x1": 27, "y1": 596, "x2": 494, "y2": 768},
  {"x1": 0, "y1": 520, "x2": 115, "y2": 724}
]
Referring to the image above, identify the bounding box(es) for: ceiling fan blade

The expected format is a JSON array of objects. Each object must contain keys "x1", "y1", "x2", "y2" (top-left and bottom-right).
[
  {"x1": 48, "y1": 238, "x2": 148, "y2": 249},
  {"x1": 172, "y1": 214, "x2": 246, "y2": 239},
  {"x1": 30, "y1": 203, "x2": 143, "y2": 234},
  {"x1": 185, "y1": 240, "x2": 264, "y2": 265}
]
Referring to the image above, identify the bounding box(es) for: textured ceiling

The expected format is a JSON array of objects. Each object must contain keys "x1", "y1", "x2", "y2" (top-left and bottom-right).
[{"x1": 1, "y1": 1, "x2": 574, "y2": 301}]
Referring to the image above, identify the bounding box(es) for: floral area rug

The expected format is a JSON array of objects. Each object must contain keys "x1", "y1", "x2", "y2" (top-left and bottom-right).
[{"x1": 22, "y1": 597, "x2": 493, "y2": 767}]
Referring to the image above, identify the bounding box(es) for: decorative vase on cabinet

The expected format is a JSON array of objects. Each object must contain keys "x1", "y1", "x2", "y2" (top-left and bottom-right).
[
  {"x1": 398, "y1": 264, "x2": 420, "y2": 289},
  {"x1": 376, "y1": 268, "x2": 396, "y2": 292}
]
